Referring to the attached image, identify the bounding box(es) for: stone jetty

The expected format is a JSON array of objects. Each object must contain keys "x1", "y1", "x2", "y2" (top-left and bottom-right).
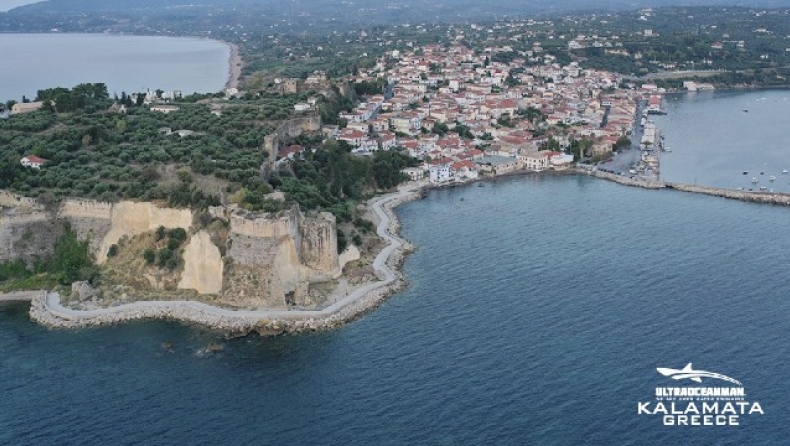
[{"x1": 587, "y1": 168, "x2": 790, "y2": 206}]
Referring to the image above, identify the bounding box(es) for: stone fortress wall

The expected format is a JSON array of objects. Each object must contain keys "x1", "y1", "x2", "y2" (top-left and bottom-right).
[{"x1": 0, "y1": 191, "x2": 339, "y2": 310}]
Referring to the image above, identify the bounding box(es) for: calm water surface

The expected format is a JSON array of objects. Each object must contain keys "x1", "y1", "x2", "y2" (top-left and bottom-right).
[
  {"x1": 2, "y1": 174, "x2": 789, "y2": 445},
  {"x1": 0, "y1": 33, "x2": 229, "y2": 102},
  {"x1": 655, "y1": 89, "x2": 790, "y2": 192}
]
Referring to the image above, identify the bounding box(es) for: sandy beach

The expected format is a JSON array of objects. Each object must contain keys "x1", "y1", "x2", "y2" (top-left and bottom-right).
[{"x1": 224, "y1": 42, "x2": 242, "y2": 90}]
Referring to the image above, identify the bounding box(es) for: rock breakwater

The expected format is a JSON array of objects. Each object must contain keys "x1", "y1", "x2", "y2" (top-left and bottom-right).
[{"x1": 587, "y1": 168, "x2": 790, "y2": 206}]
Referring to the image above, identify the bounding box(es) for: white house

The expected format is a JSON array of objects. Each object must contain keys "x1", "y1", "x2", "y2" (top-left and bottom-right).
[
  {"x1": 521, "y1": 151, "x2": 550, "y2": 171},
  {"x1": 429, "y1": 165, "x2": 451, "y2": 183},
  {"x1": 150, "y1": 105, "x2": 180, "y2": 114},
  {"x1": 20, "y1": 155, "x2": 48, "y2": 169},
  {"x1": 401, "y1": 167, "x2": 425, "y2": 182}
]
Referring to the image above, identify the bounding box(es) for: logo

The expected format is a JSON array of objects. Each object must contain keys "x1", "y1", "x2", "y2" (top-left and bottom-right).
[
  {"x1": 638, "y1": 363, "x2": 764, "y2": 426},
  {"x1": 657, "y1": 363, "x2": 742, "y2": 386}
]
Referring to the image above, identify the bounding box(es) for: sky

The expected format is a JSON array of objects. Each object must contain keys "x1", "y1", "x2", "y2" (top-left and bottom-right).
[{"x1": 0, "y1": 0, "x2": 42, "y2": 12}]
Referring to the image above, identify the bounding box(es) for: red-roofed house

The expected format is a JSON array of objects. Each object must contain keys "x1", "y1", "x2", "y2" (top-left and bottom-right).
[
  {"x1": 279, "y1": 145, "x2": 305, "y2": 160},
  {"x1": 451, "y1": 160, "x2": 479, "y2": 181},
  {"x1": 20, "y1": 155, "x2": 48, "y2": 169}
]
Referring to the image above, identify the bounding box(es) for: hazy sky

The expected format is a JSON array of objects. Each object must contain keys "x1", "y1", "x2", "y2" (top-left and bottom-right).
[{"x1": 0, "y1": 0, "x2": 42, "y2": 12}]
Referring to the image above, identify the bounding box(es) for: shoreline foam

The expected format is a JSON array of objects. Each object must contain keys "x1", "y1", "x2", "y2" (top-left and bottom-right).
[{"x1": 29, "y1": 185, "x2": 425, "y2": 335}]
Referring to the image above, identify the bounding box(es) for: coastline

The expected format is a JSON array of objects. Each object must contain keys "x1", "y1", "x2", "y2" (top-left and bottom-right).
[
  {"x1": 28, "y1": 184, "x2": 425, "y2": 335},
  {"x1": 223, "y1": 41, "x2": 242, "y2": 90}
]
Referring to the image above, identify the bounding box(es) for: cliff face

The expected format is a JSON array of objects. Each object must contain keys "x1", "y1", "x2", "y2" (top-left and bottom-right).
[{"x1": 0, "y1": 193, "x2": 340, "y2": 309}]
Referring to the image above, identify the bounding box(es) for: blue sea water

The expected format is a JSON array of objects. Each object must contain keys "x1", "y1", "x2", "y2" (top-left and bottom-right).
[
  {"x1": 655, "y1": 89, "x2": 790, "y2": 192},
  {"x1": 2, "y1": 174, "x2": 790, "y2": 445},
  {"x1": 0, "y1": 34, "x2": 230, "y2": 102}
]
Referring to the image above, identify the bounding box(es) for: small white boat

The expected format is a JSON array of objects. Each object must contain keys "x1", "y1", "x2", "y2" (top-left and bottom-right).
[
  {"x1": 760, "y1": 186, "x2": 767, "y2": 191},
  {"x1": 783, "y1": 170, "x2": 788, "y2": 174},
  {"x1": 752, "y1": 177, "x2": 759, "y2": 183},
  {"x1": 770, "y1": 176, "x2": 776, "y2": 181}
]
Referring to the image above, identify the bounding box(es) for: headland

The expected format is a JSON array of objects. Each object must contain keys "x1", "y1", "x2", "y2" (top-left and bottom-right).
[{"x1": 25, "y1": 185, "x2": 423, "y2": 335}]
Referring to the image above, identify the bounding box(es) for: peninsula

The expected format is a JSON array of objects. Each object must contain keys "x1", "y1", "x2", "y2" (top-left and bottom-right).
[{"x1": 4, "y1": 6, "x2": 790, "y2": 335}]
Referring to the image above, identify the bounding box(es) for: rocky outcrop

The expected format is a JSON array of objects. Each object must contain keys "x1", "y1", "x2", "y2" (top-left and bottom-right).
[
  {"x1": 338, "y1": 245, "x2": 361, "y2": 271},
  {"x1": 178, "y1": 231, "x2": 224, "y2": 295}
]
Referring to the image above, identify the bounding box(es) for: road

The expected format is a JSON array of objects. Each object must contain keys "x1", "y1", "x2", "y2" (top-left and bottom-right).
[{"x1": 597, "y1": 100, "x2": 645, "y2": 176}]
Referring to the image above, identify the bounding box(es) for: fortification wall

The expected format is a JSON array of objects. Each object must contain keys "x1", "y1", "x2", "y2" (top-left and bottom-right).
[
  {"x1": 97, "y1": 202, "x2": 193, "y2": 263},
  {"x1": 59, "y1": 200, "x2": 113, "y2": 220},
  {"x1": 223, "y1": 233, "x2": 287, "y2": 308},
  {"x1": 299, "y1": 212, "x2": 339, "y2": 275},
  {"x1": 0, "y1": 212, "x2": 61, "y2": 266},
  {"x1": 59, "y1": 199, "x2": 115, "y2": 254},
  {"x1": 229, "y1": 207, "x2": 301, "y2": 240},
  {"x1": 277, "y1": 115, "x2": 321, "y2": 138},
  {"x1": 178, "y1": 231, "x2": 224, "y2": 295},
  {"x1": 0, "y1": 191, "x2": 40, "y2": 210}
]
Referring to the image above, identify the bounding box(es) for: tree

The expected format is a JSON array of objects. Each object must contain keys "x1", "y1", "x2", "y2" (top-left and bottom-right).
[{"x1": 143, "y1": 249, "x2": 156, "y2": 265}]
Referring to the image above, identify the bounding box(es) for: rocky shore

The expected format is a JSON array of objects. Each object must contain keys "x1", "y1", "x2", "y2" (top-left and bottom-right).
[{"x1": 28, "y1": 185, "x2": 425, "y2": 335}]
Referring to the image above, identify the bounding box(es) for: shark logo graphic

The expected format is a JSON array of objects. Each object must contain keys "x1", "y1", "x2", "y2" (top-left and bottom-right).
[{"x1": 657, "y1": 363, "x2": 742, "y2": 386}]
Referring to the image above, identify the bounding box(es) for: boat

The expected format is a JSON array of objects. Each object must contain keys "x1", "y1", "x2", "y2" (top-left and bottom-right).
[
  {"x1": 742, "y1": 171, "x2": 749, "y2": 175},
  {"x1": 770, "y1": 176, "x2": 777, "y2": 181},
  {"x1": 752, "y1": 177, "x2": 759, "y2": 183},
  {"x1": 761, "y1": 171, "x2": 765, "y2": 175},
  {"x1": 760, "y1": 186, "x2": 767, "y2": 191},
  {"x1": 783, "y1": 170, "x2": 788, "y2": 174},
  {"x1": 743, "y1": 109, "x2": 749, "y2": 113}
]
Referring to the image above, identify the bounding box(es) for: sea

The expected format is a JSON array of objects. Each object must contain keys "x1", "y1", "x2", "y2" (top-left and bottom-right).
[
  {"x1": 0, "y1": 33, "x2": 230, "y2": 102},
  {"x1": 2, "y1": 173, "x2": 789, "y2": 445},
  {"x1": 655, "y1": 88, "x2": 790, "y2": 192}
]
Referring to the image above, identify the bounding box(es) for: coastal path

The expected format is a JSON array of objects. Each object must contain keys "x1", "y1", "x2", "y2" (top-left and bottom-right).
[
  {"x1": 0, "y1": 291, "x2": 43, "y2": 302},
  {"x1": 33, "y1": 183, "x2": 425, "y2": 330}
]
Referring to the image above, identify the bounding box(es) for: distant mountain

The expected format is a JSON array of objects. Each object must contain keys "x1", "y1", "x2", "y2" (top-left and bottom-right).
[{"x1": 9, "y1": 0, "x2": 790, "y2": 20}]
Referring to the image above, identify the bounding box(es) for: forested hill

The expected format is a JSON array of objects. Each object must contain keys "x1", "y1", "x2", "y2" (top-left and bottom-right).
[{"x1": 10, "y1": 0, "x2": 790, "y2": 22}]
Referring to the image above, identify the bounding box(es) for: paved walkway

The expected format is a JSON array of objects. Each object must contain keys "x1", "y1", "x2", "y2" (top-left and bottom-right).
[{"x1": 0, "y1": 291, "x2": 44, "y2": 302}]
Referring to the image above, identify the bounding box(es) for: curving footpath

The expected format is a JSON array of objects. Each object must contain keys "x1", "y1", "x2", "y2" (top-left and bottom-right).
[{"x1": 29, "y1": 185, "x2": 425, "y2": 335}]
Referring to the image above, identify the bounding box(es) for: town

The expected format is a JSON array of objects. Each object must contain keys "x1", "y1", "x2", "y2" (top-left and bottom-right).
[{"x1": 304, "y1": 43, "x2": 669, "y2": 185}]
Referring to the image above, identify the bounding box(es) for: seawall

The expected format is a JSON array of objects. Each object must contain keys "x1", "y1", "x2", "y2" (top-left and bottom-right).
[
  {"x1": 28, "y1": 186, "x2": 425, "y2": 335},
  {"x1": 585, "y1": 168, "x2": 790, "y2": 206}
]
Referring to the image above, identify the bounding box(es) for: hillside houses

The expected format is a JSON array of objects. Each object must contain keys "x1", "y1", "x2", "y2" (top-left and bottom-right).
[{"x1": 332, "y1": 43, "x2": 644, "y2": 183}]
